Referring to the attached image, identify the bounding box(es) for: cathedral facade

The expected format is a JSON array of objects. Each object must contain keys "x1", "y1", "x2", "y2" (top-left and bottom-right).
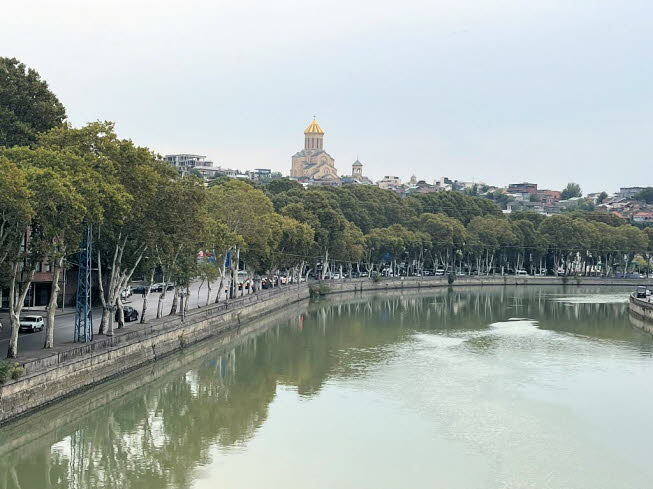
[{"x1": 290, "y1": 119, "x2": 340, "y2": 183}]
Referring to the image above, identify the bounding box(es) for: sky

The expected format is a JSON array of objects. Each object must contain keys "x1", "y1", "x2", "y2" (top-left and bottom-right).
[{"x1": 3, "y1": 0, "x2": 652, "y2": 193}]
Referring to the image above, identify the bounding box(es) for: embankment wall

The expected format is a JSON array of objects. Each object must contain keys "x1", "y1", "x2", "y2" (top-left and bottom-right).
[
  {"x1": 0, "y1": 285, "x2": 309, "y2": 425},
  {"x1": 628, "y1": 294, "x2": 653, "y2": 334}
]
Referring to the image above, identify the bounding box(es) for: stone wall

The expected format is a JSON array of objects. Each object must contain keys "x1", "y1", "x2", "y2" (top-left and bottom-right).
[
  {"x1": 317, "y1": 276, "x2": 648, "y2": 296},
  {"x1": 0, "y1": 285, "x2": 309, "y2": 425},
  {"x1": 628, "y1": 294, "x2": 653, "y2": 334}
]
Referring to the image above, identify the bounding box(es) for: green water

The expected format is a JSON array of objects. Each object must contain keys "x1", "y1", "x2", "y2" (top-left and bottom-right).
[{"x1": 1, "y1": 286, "x2": 653, "y2": 489}]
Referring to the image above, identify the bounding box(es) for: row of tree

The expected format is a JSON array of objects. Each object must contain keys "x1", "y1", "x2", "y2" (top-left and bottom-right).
[
  {"x1": 261, "y1": 182, "x2": 653, "y2": 277},
  {"x1": 2, "y1": 56, "x2": 653, "y2": 359}
]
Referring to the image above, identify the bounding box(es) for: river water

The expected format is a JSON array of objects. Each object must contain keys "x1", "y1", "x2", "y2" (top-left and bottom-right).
[{"x1": 1, "y1": 286, "x2": 652, "y2": 489}]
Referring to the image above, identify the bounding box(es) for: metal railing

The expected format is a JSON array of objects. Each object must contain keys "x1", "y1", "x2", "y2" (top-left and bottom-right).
[{"x1": 21, "y1": 283, "x2": 308, "y2": 375}]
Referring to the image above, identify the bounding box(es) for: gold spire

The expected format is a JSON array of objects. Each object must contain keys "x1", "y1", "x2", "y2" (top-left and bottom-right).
[{"x1": 304, "y1": 118, "x2": 325, "y2": 135}]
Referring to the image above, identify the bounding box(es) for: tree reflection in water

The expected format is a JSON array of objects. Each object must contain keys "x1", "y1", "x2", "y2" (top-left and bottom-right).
[{"x1": 0, "y1": 286, "x2": 649, "y2": 489}]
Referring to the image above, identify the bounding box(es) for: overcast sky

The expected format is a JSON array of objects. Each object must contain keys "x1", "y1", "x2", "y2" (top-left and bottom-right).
[{"x1": 3, "y1": 0, "x2": 651, "y2": 192}]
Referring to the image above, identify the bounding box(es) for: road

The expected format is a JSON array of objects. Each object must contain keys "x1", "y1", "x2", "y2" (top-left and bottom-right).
[{"x1": 0, "y1": 281, "x2": 232, "y2": 358}]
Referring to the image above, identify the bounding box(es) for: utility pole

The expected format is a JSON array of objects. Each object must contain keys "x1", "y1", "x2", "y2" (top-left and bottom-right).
[{"x1": 74, "y1": 224, "x2": 93, "y2": 342}]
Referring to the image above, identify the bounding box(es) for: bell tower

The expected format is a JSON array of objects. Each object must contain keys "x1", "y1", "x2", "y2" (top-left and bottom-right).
[{"x1": 352, "y1": 159, "x2": 363, "y2": 178}]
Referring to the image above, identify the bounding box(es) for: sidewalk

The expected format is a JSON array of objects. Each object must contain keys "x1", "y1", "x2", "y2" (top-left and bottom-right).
[{"x1": 0, "y1": 281, "x2": 230, "y2": 358}]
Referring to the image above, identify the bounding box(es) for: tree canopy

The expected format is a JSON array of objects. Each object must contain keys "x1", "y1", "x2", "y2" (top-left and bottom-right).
[
  {"x1": 0, "y1": 57, "x2": 66, "y2": 147},
  {"x1": 561, "y1": 182, "x2": 582, "y2": 200}
]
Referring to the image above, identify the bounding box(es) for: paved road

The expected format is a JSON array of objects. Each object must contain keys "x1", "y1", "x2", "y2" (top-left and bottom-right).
[{"x1": 0, "y1": 281, "x2": 233, "y2": 358}]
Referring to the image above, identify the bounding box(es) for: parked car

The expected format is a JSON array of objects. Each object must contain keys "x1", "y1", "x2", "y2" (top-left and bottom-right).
[
  {"x1": 516, "y1": 269, "x2": 529, "y2": 276},
  {"x1": 120, "y1": 286, "x2": 132, "y2": 300},
  {"x1": 150, "y1": 283, "x2": 165, "y2": 292},
  {"x1": 116, "y1": 306, "x2": 139, "y2": 322},
  {"x1": 435, "y1": 269, "x2": 445, "y2": 276},
  {"x1": 359, "y1": 271, "x2": 369, "y2": 277},
  {"x1": 133, "y1": 284, "x2": 148, "y2": 294},
  {"x1": 19, "y1": 315, "x2": 44, "y2": 333}
]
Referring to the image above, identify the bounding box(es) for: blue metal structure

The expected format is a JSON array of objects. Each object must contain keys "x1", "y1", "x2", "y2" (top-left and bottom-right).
[{"x1": 74, "y1": 224, "x2": 93, "y2": 342}]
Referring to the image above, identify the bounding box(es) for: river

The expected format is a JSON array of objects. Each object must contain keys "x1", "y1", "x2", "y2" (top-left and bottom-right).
[{"x1": 1, "y1": 285, "x2": 652, "y2": 489}]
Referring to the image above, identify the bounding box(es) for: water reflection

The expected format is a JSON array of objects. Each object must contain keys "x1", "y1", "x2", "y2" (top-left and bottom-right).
[{"x1": 0, "y1": 286, "x2": 650, "y2": 489}]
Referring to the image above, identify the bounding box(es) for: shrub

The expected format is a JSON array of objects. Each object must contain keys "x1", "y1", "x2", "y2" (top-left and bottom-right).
[
  {"x1": 447, "y1": 273, "x2": 456, "y2": 285},
  {"x1": 0, "y1": 361, "x2": 23, "y2": 384},
  {"x1": 309, "y1": 283, "x2": 331, "y2": 298},
  {"x1": 11, "y1": 366, "x2": 23, "y2": 380}
]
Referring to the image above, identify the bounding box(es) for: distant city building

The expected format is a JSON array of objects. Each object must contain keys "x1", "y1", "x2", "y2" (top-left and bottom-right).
[
  {"x1": 164, "y1": 154, "x2": 213, "y2": 170},
  {"x1": 633, "y1": 212, "x2": 653, "y2": 224},
  {"x1": 434, "y1": 177, "x2": 453, "y2": 191},
  {"x1": 377, "y1": 176, "x2": 402, "y2": 190},
  {"x1": 508, "y1": 182, "x2": 538, "y2": 194},
  {"x1": 290, "y1": 119, "x2": 340, "y2": 184},
  {"x1": 413, "y1": 180, "x2": 439, "y2": 194},
  {"x1": 164, "y1": 154, "x2": 220, "y2": 178},
  {"x1": 535, "y1": 189, "x2": 561, "y2": 205},
  {"x1": 619, "y1": 187, "x2": 645, "y2": 199}
]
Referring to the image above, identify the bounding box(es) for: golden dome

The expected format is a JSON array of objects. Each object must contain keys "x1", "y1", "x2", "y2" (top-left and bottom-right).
[{"x1": 304, "y1": 118, "x2": 325, "y2": 135}]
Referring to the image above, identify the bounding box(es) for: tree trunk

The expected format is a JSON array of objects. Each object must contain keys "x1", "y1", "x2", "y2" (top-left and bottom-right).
[
  {"x1": 44, "y1": 257, "x2": 63, "y2": 349},
  {"x1": 156, "y1": 284, "x2": 167, "y2": 319},
  {"x1": 116, "y1": 298, "x2": 125, "y2": 329},
  {"x1": 197, "y1": 279, "x2": 204, "y2": 307},
  {"x1": 7, "y1": 262, "x2": 35, "y2": 358},
  {"x1": 169, "y1": 285, "x2": 179, "y2": 315},
  {"x1": 140, "y1": 268, "x2": 155, "y2": 323}
]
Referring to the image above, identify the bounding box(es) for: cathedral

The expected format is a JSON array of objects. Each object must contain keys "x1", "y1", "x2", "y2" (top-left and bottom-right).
[{"x1": 290, "y1": 119, "x2": 340, "y2": 184}]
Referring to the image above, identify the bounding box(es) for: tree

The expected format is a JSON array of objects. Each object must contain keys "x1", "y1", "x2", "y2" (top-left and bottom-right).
[
  {"x1": 418, "y1": 213, "x2": 467, "y2": 271},
  {"x1": 208, "y1": 179, "x2": 276, "y2": 298},
  {"x1": 483, "y1": 191, "x2": 514, "y2": 210},
  {"x1": 0, "y1": 157, "x2": 32, "y2": 356},
  {"x1": 0, "y1": 156, "x2": 32, "y2": 269},
  {"x1": 0, "y1": 146, "x2": 103, "y2": 348},
  {"x1": 561, "y1": 182, "x2": 582, "y2": 200},
  {"x1": 539, "y1": 215, "x2": 590, "y2": 275},
  {"x1": 265, "y1": 178, "x2": 303, "y2": 195},
  {"x1": 466, "y1": 216, "x2": 517, "y2": 274},
  {"x1": 0, "y1": 57, "x2": 67, "y2": 147},
  {"x1": 634, "y1": 187, "x2": 653, "y2": 204},
  {"x1": 597, "y1": 191, "x2": 608, "y2": 204},
  {"x1": 39, "y1": 122, "x2": 171, "y2": 335},
  {"x1": 150, "y1": 176, "x2": 208, "y2": 319}
]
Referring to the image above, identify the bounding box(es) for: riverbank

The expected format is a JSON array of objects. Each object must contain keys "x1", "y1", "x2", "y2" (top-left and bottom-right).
[
  {"x1": 0, "y1": 276, "x2": 647, "y2": 425},
  {"x1": 0, "y1": 285, "x2": 309, "y2": 424},
  {"x1": 628, "y1": 294, "x2": 653, "y2": 334},
  {"x1": 317, "y1": 275, "x2": 649, "y2": 296}
]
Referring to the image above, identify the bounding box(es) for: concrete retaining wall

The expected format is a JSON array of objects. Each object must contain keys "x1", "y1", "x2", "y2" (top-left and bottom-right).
[
  {"x1": 0, "y1": 285, "x2": 309, "y2": 425},
  {"x1": 628, "y1": 294, "x2": 653, "y2": 334},
  {"x1": 317, "y1": 275, "x2": 649, "y2": 295}
]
